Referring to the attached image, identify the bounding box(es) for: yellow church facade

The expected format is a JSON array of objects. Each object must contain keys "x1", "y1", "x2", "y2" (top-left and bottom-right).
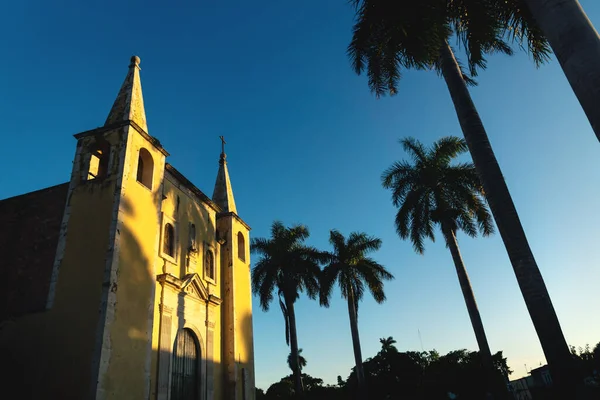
[{"x1": 0, "y1": 56, "x2": 255, "y2": 400}]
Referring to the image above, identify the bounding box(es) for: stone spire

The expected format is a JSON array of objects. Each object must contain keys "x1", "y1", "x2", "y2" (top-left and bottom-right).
[
  {"x1": 105, "y1": 55, "x2": 148, "y2": 132},
  {"x1": 212, "y1": 136, "x2": 237, "y2": 213}
]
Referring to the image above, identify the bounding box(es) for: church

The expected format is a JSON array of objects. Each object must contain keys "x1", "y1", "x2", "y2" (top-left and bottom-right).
[{"x1": 0, "y1": 56, "x2": 255, "y2": 400}]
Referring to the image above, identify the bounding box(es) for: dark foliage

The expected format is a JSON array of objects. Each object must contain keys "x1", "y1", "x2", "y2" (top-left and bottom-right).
[
  {"x1": 260, "y1": 336, "x2": 513, "y2": 400},
  {"x1": 570, "y1": 342, "x2": 600, "y2": 386},
  {"x1": 287, "y1": 348, "x2": 307, "y2": 373},
  {"x1": 349, "y1": 0, "x2": 551, "y2": 97},
  {"x1": 344, "y1": 338, "x2": 510, "y2": 400},
  {"x1": 262, "y1": 374, "x2": 345, "y2": 400},
  {"x1": 382, "y1": 136, "x2": 493, "y2": 253}
]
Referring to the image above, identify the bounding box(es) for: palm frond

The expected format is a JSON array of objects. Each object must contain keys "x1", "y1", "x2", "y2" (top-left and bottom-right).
[
  {"x1": 329, "y1": 230, "x2": 347, "y2": 256},
  {"x1": 410, "y1": 193, "x2": 428, "y2": 254},
  {"x1": 401, "y1": 137, "x2": 428, "y2": 164},
  {"x1": 348, "y1": 0, "x2": 448, "y2": 96},
  {"x1": 324, "y1": 230, "x2": 389, "y2": 311},
  {"x1": 250, "y1": 237, "x2": 271, "y2": 255},
  {"x1": 353, "y1": 278, "x2": 365, "y2": 305},
  {"x1": 279, "y1": 292, "x2": 290, "y2": 346},
  {"x1": 270, "y1": 220, "x2": 286, "y2": 239},
  {"x1": 319, "y1": 264, "x2": 339, "y2": 307},
  {"x1": 252, "y1": 258, "x2": 277, "y2": 311},
  {"x1": 466, "y1": 191, "x2": 495, "y2": 236},
  {"x1": 497, "y1": 0, "x2": 552, "y2": 67},
  {"x1": 450, "y1": 0, "x2": 514, "y2": 75},
  {"x1": 348, "y1": 231, "x2": 382, "y2": 254},
  {"x1": 251, "y1": 221, "x2": 323, "y2": 345},
  {"x1": 383, "y1": 136, "x2": 494, "y2": 255},
  {"x1": 431, "y1": 136, "x2": 468, "y2": 165},
  {"x1": 394, "y1": 199, "x2": 413, "y2": 240},
  {"x1": 455, "y1": 206, "x2": 478, "y2": 238},
  {"x1": 381, "y1": 160, "x2": 414, "y2": 189},
  {"x1": 349, "y1": 0, "x2": 551, "y2": 100}
]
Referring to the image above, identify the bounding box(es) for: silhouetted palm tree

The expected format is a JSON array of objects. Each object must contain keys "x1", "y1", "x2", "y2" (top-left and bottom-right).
[
  {"x1": 348, "y1": 0, "x2": 574, "y2": 390},
  {"x1": 382, "y1": 136, "x2": 498, "y2": 396},
  {"x1": 514, "y1": 0, "x2": 600, "y2": 141},
  {"x1": 287, "y1": 348, "x2": 307, "y2": 373},
  {"x1": 251, "y1": 221, "x2": 322, "y2": 397},
  {"x1": 380, "y1": 337, "x2": 398, "y2": 354},
  {"x1": 320, "y1": 230, "x2": 394, "y2": 399}
]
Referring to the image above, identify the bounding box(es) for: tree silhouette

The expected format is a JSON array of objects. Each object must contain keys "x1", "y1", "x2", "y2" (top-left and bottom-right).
[
  {"x1": 348, "y1": 1, "x2": 575, "y2": 390},
  {"x1": 288, "y1": 348, "x2": 307, "y2": 373},
  {"x1": 320, "y1": 230, "x2": 393, "y2": 399},
  {"x1": 379, "y1": 337, "x2": 398, "y2": 354},
  {"x1": 382, "y1": 136, "x2": 499, "y2": 397},
  {"x1": 513, "y1": 0, "x2": 600, "y2": 142},
  {"x1": 251, "y1": 221, "x2": 323, "y2": 397}
]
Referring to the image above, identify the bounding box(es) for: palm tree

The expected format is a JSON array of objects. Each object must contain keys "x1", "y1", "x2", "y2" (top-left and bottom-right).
[
  {"x1": 382, "y1": 136, "x2": 500, "y2": 396},
  {"x1": 251, "y1": 221, "x2": 323, "y2": 397},
  {"x1": 320, "y1": 230, "x2": 394, "y2": 399},
  {"x1": 516, "y1": 0, "x2": 600, "y2": 142},
  {"x1": 348, "y1": 0, "x2": 575, "y2": 391},
  {"x1": 287, "y1": 348, "x2": 307, "y2": 373},
  {"x1": 379, "y1": 337, "x2": 398, "y2": 354}
]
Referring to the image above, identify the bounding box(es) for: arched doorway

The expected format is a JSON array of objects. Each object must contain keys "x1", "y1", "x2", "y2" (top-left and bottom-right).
[{"x1": 171, "y1": 328, "x2": 200, "y2": 400}]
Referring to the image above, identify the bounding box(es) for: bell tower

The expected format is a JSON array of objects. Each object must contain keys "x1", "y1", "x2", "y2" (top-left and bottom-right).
[
  {"x1": 213, "y1": 138, "x2": 255, "y2": 400},
  {"x1": 47, "y1": 56, "x2": 168, "y2": 400}
]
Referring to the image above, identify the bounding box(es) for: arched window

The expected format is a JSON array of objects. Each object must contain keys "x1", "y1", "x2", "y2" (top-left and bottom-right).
[
  {"x1": 204, "y1": 250, "x2": 214, "y2": 281},
  {"x1": 137, "y1": 148, "x2": 154, "y2": 189},
  {"x1": 163, "y1": 223, "x2": 175, "y2": 257},
  {"x1": 171, "y1": 328, "x2": 200, "y2": 400},
  {"x1": 87, "y1": 141, "x2": 110, "y2": 180},
  {"x1": 237, "y1": 232, "x2": 246, "y2": 262},
  {"x1": 189, "y1": 224, "x2": 196, "y2": 251}
]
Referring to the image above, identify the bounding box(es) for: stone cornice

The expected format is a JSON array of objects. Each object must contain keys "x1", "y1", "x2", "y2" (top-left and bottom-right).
[
  {"x1": 73, "y1": 120, "x2": 170, "y2": 156},
  {"x1": 208, "y1": 294, "x2": 222, "y2": 306},
  {"x1": 216, "y1": 211, "x2": 251, "y2": 231},
  {"x1": 164, "y1": 164, "x2": 221, "y2": 213}
]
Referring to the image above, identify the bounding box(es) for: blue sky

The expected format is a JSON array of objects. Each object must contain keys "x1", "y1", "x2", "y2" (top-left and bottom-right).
[{"x1": 1, "y1": 0, "x2": 599, "y2": 390}]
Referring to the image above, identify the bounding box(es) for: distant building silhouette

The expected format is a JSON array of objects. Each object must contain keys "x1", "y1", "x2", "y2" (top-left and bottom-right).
[{"x1": 509, "y1": 364, "x2": 553, "y2": 400}]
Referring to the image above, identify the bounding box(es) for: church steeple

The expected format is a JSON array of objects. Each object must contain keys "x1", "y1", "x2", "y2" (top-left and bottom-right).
[
  {"x1": 212, "y1": 136, "x2": 237, "y2": 213},
  {"x1": 105, "y1": 55, "x2": 148, "y2": 132}
]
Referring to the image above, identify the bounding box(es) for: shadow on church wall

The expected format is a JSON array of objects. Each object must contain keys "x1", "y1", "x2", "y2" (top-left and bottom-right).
[{"x1": 0, "y1": 175, "x2": 261, "y2": 400}]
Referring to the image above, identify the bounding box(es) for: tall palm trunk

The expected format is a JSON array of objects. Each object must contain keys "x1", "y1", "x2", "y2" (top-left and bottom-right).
[
  {"x1": 286, "y1": 299, "x2": 304, "y2": 397},
  {"x1": 442, "y1": 224, "x2": 499, "y2": 398},
  {"x1": 524, "y1": 0, "x2": 600, "y2": 142},
  {"x1": 438, "y1": 41, "x2": 576, "y2": 392},
  {"x1": 347, "y1": 287, "x2": 366, "y2": 399}
]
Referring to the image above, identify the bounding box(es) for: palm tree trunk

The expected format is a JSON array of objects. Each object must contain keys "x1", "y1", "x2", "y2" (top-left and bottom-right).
[
  {"x1": 286, "y1": 299, "x2": 304, "y2": 397},
  {"x1": 438, "y1": 41, "x2": 576, "y2": 393},
  {"x1": 347, "y1": 288, "x2": 366, "y2": 399},
  {"x1": 441, "y1": 225, "x2": 499, "y2": 398},
  {"x1": 524, "y1": 0, "x2": 600, "y2": 142}
]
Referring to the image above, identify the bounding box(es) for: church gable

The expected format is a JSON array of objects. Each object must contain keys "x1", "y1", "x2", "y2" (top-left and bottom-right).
[
  {"x1": 157, "y1": 273, "x2": 209, "y2": 302},
  {"x1": 180, "y1": 273, "x2": 209, "y2": 301}
]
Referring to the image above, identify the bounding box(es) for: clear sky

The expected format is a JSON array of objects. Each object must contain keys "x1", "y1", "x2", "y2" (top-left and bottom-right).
[{"x1": 1, "y1": 0, "x2": 599, "y2": 390}]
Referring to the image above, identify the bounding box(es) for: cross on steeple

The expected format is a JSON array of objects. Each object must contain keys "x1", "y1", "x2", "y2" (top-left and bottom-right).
[
  {"x1": 213, "y1": 135, "x2": 236, "y2": 213},
  {"x1": 219, "y1": 135, "x2": 226, "y2": 155}
]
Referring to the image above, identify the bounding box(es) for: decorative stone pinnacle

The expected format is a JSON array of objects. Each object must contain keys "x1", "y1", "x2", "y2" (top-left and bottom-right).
[
  {"x1": 129, "y1": 55, "x2": 141, "y2": 69},
  {"x1": 105, "y1": 55, "x2": 148, "y2": 131},
  {"x1": 213, "y1": 136, "x2": 236, "y2": 213}
]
